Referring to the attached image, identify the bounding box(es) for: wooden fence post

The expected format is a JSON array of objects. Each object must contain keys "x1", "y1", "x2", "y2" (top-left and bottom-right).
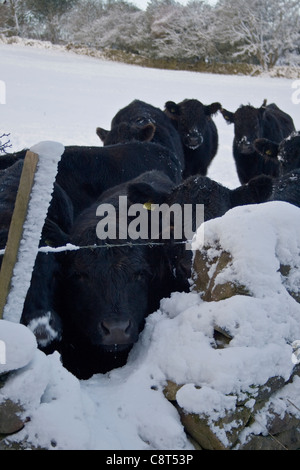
[
  {"x1": 0, "y1": 141, "x2": 64, "y2": 323},
  {"x1": 0, "y1": 151, "x2": 39, "y2": 319}
]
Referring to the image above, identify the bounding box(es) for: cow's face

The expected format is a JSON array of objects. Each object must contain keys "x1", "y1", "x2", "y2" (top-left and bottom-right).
[
  {"x1": 61, "y1": 241, "x2": 151, "y2": 354},
  {"x1": 254, "y1": 131, "x2": 300, "y2": 174},
  {"x1": 96, "y1": 122, "x2": 156, "y2": 146},
  {"x1": 278, "y1": 132, "x2": 300, "y2": 173},
  {"x1": 222, "y1": 104, "x2": 265, "y2": 154},
  {"x1": 165, "y1": 100, "x2": 221, "y2": 150}
]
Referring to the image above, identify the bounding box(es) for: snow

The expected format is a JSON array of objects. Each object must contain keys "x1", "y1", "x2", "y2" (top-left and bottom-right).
[
  {"x1": 0, "y1": 43, "x2": 300, "y2": 450},
  {"x1": 0, "y1": 320, "x2": 36, "y2": 374}
]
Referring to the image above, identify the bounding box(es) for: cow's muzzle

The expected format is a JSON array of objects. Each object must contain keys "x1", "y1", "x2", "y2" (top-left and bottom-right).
[{"x1": 100, "y1": 319, "x2": 137, "y2": 347}]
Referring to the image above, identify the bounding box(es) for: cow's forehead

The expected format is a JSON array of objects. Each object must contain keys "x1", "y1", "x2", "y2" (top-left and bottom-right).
[
  {"x1": 69, "y1": 244, "x2": 149, "y2": 274},
  {"x1": 235, "y1": 105, "x2": 258, "y2": 119},
  {"x1": 180, "y1": 99, "x2": 205, "y2": 114}
]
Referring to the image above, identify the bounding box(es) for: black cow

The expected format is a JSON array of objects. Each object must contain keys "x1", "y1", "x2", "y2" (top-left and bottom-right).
[
  {"x1": 0, "y1": 149, "x2": 27, "y2": 170},
  {"x1": 1, "y1": 141, "x2": 182, "y2": 219},
  {"x1": 0, "y1": 160, "x2": 74, "y2": 354},
  {"x1": 47, "y1": 170, "x2": 185, "y2": 379},
  {"x1": 221, "y1": 100, "x2": 296, "y2": 184},
  {"x1": 127, "y1": 172, "x2": 274, "y2": 308},
  {"x1": 128, "y1": 173, "x2": 274, "y2": 231},
  {"x1": 164, "y1": 99, "x2": 222, "y2": 177},
  {"x1": 55, "y1": 143, "x2": 182, "y2": 218},
  {"x1": 44, "y1": 169, "x2": 274, "y2": 379},
  {"x1": 96, "y1": 122, "x2": 156, "y2": 145},
  {"x1": 268, "y1": 169, "x2": 300, "y2": 208},
  {"x1": 254, "y1": 131, "x2": 300, "y2": 175},
  {"x1": 105, "y1": 99, "x2": 185, "y2": 172}
]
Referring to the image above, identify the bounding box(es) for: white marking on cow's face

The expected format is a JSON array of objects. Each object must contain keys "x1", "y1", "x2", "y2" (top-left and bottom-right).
[{"x1": 28, "y1": 312, "x2": 61, "y2": 347}]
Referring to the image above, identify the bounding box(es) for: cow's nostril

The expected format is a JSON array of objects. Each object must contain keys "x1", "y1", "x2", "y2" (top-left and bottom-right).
[
  {"x1": 125, "y1": 320, "x2": 132, "y2": 333},
  {"x1": 101, "y1": 319, "x2": 131, "y2": 334},
  {"x1": 101, "y1": 321, "x2": 110, "y2": 335},
  {"x1": 100, "y1": 319, "x2": 133, "y2": 345}
]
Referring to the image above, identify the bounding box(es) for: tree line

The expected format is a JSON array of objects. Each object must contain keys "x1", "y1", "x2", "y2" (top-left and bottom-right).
[{"x1": 1, "y1": 0, "x2": 300, "y2": 73}]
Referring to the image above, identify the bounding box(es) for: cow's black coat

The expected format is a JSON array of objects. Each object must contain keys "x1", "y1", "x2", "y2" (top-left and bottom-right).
[
  {"x1": 0, "y1": 142, "x2": 182, "y2": 220},
  {"x1": 269, "y1": 169, "x2": 300, "y2": 208},
  {"x1": 55, "y1": 143, "x2": 182, "y2": 218},
  {"x1": 106, "y1": 99, "x2": 185, "y2": 172},
  {"x1": 221, "y1": 101, "x2": 295, "y2": 184},
  {"x1": 254, "y1": 131, "x2": 300, "y2": 175},
  {"x1": 96, "y1": 122, "x2": 156, "y2": 146},
  {"x1": 47, "y1": 171, "x2": 187, "y2": 379},
  {"x1": 165, "y1": 99, "x2": 221, "y2": 177}
]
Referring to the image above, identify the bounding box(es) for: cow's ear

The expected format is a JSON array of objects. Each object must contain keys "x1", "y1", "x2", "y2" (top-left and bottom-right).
[
  {"x1": 247, "y1": 175, "x2": 274, "y2": 202},
  {"x1": 258, "y1": 99, "x2": 267, "y2": 118},
  {"x1": 96, "y1": 127, "x2": 109, "y2": 142},
  {"x1": 137, "y1": 123, "x2": 156, "y2": 142},
  {"x1": 205, "y1": 102, "x2": 222, "y2": 116},
  {"x1": 41, "y1": 218, "x2": 70, "y2": 248},
  {"x1": 230, "y1": 175, "x2": 273, "y2": 207},
  {"x1": 220, "y1": 108, "x2": 235, "y2": 124},
  {"x1": 164, "y1": 101, "x2": 180, "y2": 120},
  {"x1": 127, "y1": 179, "x2": 172, "y2": 206},
  {"x1": 261, "y1": 99, "x2": 267, "y2": 109},
  {"x1": 254, "y1": 138, "x2": 279, "y2": 159}
]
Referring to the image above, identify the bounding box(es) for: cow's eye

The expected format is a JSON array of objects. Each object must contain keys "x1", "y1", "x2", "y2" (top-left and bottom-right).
[{"x1": 135, "y1": 117, "x2": 148, "y2": 125}]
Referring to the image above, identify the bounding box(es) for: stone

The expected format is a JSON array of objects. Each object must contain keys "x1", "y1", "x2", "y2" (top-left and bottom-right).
[
  {"x1": 177, "y1": 404, "x2": 252, "y2": 450},
  {"x1": 0, "y1": 439, "x2": 46, "y2": 450},
  {"x1": 163, "y1": 380, "x2": 183, "y2": 402},
  {"x1": 192, "y1": 248, "x2": 250, "y2": 302},
  {"x1": 279, "y1": 264, "x2": 300, "y2": 303},
  {"x1": 0, "y1": 398, "x2": 24, "y2": 435},
  {"x1": 252, "y1": 376, "x2": 286, "y2": 408},
  {"x1": 237, "y1": 426, "x2": 300, "y2": 451}
]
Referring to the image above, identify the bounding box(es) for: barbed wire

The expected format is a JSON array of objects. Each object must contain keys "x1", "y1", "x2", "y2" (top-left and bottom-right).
[
  {"x1": 0, "y1": 238, "x2": 194, "y2": 257},
  {"x1": 38, "y1": 239, "x2": 192, "y2": 253}
]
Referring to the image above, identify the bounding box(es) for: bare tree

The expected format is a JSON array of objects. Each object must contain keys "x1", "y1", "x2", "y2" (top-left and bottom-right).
[{"x1": 0, "y1": 133, "x2": 12, "y2": 153}]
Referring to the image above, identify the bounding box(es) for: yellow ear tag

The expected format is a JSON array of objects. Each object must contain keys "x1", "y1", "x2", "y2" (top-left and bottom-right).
[
  {"x1": 266, "y1": 150, "x2": 272, "y2": 156},
  {"x1": 143, "y1": 201, "x2": 155, "y2": 211}
]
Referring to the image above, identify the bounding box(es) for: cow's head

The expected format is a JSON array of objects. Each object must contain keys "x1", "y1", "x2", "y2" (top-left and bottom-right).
[
  {"x1": 165, "y1": 99, "x2": 221, "y2": 150},
  {"x1": 96, "y1": 122, "x2": 156, "y2": 146},
  {"x1": 45, "y1": 171, "x2": 183, "y2": 378},
  {"x1": 255, "y1": 131, "x2": 300, "y2": 174},
  {"x1": 221, "y1": 100, "x2": 267, "y2": 154}
]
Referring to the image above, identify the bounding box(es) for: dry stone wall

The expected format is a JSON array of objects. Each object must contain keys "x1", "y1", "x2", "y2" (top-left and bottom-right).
[{"x1": 161, "y1": 237, "x2": 300, "y2": 450}]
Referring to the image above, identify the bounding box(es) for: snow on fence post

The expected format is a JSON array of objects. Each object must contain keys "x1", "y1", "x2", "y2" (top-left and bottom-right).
[
  {"x1": 0, "y1": 150, "x2": 38, "y2": 319},
  {"x1": 0, "y1": 141, "x2": 64, "y2": 323}
]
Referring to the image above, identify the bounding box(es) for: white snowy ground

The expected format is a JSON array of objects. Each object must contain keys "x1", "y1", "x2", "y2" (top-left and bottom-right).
[{"x1": 0, "y1": 43, "x2": 300, "y2": 450}]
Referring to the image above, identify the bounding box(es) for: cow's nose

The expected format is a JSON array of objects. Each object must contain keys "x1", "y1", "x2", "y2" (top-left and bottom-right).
[{"x1": 100, "y1": 319, "x2": 133, "y2": 345}]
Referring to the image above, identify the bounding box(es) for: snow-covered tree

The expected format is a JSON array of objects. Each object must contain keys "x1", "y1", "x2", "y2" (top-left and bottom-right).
[
  {"x1": 146, "y1": 0, "x2": 214, "y2": 61},
  {"x1": 214, "y1": 0, "x2": 300, "y2": 69},
  {"x1": 65, "y1": 0, "x2": 148, "y2": 54},
  {"x1": 1, "y1": 0, "x2": 28, "y2": 36}
]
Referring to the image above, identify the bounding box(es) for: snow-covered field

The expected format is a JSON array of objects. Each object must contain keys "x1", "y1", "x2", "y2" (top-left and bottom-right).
[{"x1": 0, "y1": 43, "x2": 300, "y2": 450}]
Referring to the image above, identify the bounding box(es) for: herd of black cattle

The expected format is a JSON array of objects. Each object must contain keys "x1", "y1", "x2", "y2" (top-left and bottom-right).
[{"x1": 1, "y1": 98, "x2": 300, "y2": 379}]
